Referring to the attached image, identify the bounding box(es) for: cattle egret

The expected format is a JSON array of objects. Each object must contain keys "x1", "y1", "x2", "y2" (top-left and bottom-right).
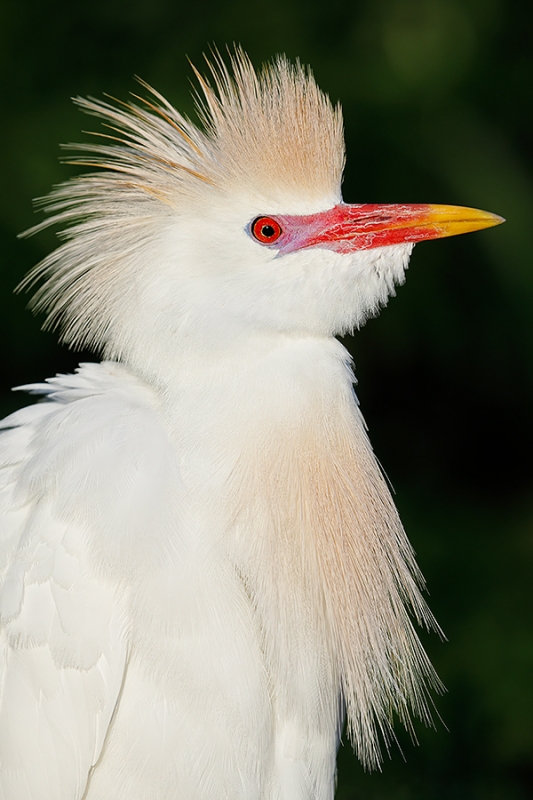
[{"x1": 0, "y1": 50, "x2": 503, "y2": 800}]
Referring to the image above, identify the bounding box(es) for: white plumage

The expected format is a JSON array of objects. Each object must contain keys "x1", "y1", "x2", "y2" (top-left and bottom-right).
[{"x1": 0, "y1": 50, "x2": 502, "y2": 799}]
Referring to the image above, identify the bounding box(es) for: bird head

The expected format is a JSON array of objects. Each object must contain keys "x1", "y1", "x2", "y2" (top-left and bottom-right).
[{"x1": 21, "y1": 49, "x2": 503, "y2": 370}]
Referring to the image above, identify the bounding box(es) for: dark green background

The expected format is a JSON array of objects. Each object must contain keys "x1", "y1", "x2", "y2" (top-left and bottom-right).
[{"x1": 1, "y1": 1, "x2": 532, "y2": 797}]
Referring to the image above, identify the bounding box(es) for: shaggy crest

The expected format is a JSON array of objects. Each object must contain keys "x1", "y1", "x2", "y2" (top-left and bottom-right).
[{"x1": 20, "y1": 51, "x2": 345, "y2": 352}]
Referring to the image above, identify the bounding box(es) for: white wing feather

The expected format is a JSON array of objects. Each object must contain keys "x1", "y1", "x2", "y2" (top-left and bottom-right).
[{"x1": 0, "y1": 362, "x2": 180, "y2": 800}]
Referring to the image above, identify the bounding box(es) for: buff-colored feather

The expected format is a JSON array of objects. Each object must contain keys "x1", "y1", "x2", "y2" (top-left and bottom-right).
[{"x1": 228, "y1": 344, "x2": 442, "y2": 769}]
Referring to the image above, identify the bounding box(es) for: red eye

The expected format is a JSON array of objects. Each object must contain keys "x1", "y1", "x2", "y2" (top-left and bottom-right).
[{"x1": 251, "y1": 216, "x2": 283, "y2": 244}]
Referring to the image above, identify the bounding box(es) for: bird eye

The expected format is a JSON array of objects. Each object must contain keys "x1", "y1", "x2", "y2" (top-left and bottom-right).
[{"x1": 251, "y1": 216, "x2": 283, "y2": 244}]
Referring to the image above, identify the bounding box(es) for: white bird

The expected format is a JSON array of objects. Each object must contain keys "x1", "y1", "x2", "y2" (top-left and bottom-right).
[{"x1": 0, "y1": 50, "x2": 502, "y2": 800}]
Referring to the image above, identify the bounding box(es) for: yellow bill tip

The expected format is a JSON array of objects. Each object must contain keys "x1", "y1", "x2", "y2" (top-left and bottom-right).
[{"x1": 425, "y1": 204, "x2": 505, "y2": 238}]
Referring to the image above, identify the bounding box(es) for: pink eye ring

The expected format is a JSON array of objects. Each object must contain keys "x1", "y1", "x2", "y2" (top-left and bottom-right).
[{"x1": 250, "y1": 216, "x2": 283, "y2": 244}]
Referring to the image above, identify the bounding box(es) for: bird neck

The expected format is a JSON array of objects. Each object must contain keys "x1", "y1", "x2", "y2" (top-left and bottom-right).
[
  {"x1": 128, "y1": 330, "x2": 353, "y2": 418},
  {"x1": 125, "y1": 332, "x2": 355, "y2": 496}
]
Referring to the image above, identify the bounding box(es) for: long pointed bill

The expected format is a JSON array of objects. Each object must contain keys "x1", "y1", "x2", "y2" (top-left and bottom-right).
[{"x1": 276, "y1": 203, "x2": 504, "y2": 254}]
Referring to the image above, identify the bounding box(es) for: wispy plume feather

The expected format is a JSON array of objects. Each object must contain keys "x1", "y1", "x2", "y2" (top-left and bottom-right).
[{"x1": 19, "y1": 49, "x2": 344, "y2": 353}]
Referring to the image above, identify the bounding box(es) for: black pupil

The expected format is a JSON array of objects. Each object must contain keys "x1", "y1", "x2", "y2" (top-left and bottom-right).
[{"x1": 261, "y1": 224, "x2": 275, "y2": 238}]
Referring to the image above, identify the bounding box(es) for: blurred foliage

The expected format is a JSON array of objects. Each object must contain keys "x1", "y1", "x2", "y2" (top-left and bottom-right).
[{"x1": 1, "y1": 0, "x2": 532, "y2": 797}]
